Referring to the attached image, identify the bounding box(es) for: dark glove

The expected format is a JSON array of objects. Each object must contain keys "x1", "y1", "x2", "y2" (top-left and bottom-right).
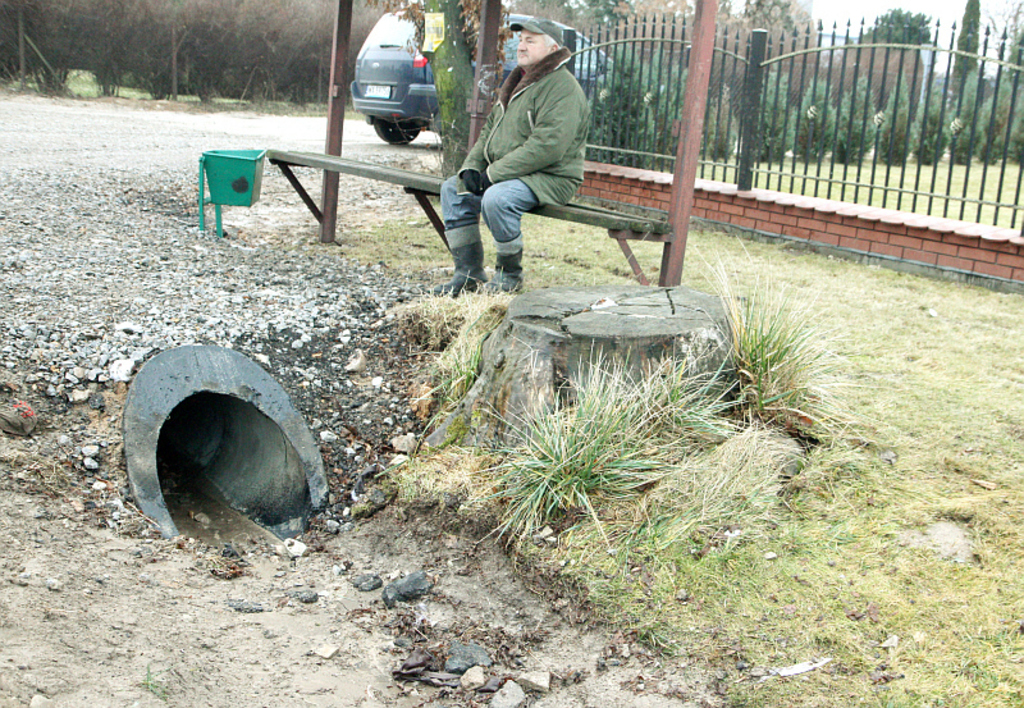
[{"x1": 462, "y1": 169, "x2": 492, "y2": 196}]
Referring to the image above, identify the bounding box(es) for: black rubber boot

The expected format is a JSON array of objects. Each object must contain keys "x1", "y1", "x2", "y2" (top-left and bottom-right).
[
  {"x1": 433, "y1": 226, "x2": 487, "y2": 296},
  {"x1": 483, "y1": 250, "x2": 523, "y2": 293}
]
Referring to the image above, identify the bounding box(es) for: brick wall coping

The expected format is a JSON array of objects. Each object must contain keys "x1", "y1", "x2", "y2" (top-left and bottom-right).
[{"x1": 583, "y1": 161, "x2": 1024, "y2": 247}]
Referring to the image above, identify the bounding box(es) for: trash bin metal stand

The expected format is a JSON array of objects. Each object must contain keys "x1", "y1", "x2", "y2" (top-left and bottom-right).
[{"x1": 197, "y1": 155, "x2": 225, "y2": 238}]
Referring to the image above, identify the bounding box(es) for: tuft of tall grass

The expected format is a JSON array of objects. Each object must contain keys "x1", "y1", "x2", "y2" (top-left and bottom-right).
[
  {"x1": 634, "y1": 356, "x2": 737, "y2": 451},
  {"x1": 493, "y1": 356, "x2": 742, "y2": 542},
  {"x1": 713, "y1": 266, "x2": 853, "y2": 439},
  {"x1": 493, "y1": 360, "x2": 668, "y2": 540}
]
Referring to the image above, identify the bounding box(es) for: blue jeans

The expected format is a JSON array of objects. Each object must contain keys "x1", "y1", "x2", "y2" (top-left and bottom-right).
[{"x1": 440, "y1": 176, "x2": 538, "y2": 253}]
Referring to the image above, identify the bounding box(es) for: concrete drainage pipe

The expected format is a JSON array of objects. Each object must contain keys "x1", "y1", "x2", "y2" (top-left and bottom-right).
[{"x1": 122, "y1": 345, "x2": 328, "y2": 539}]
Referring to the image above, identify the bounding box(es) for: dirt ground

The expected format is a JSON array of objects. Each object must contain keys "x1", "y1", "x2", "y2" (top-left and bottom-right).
[{"x1": 0, "y1": 96, "x2": 722, "y2": 708}]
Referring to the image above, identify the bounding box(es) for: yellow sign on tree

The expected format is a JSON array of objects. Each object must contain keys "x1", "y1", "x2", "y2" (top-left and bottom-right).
[{"x1": 424, "y1": 13, "x2": 445, "y2": 53}]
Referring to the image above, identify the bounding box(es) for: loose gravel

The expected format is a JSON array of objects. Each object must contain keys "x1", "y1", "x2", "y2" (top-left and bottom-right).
[{"x1": 0, "y1": 93, "x2": 442, "y2": 526}]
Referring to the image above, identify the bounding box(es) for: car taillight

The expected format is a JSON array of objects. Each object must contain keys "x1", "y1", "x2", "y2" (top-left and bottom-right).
[{"x1": 413, "y1": 54, "x2": 428, "y2": 68}]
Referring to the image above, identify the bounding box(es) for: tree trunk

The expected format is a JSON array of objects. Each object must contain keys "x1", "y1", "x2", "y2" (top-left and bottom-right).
[
  {"x1": 424, "y1": 0, "x2": 474, "y2": 175},
  {"x1": 426, "y1": 285, "x2": 736, "y2": 449}
]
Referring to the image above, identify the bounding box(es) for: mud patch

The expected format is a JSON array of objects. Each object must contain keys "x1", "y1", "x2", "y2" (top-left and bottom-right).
[{"x1": 898, "y1": 520, "x2": 975, "y2": 564}]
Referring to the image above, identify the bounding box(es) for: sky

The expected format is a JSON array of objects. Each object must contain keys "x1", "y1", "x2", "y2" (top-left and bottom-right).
[{"x1": 811, "y1": 0, "x2": 1001, "y2": 33}]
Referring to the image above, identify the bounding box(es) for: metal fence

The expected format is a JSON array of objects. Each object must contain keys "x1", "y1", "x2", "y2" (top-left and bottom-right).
[{"x1": 576, "y1": 16, "x2": 1024, "y2": 231}]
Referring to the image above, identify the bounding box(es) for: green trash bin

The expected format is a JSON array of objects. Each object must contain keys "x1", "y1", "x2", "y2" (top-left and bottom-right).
[{"x1": 199, "y1": 149, "x2": 267, "y2": 237}]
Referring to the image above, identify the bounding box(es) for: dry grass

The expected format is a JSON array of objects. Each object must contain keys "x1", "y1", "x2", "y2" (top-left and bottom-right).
[
  {"x1": 646, "y1": 425, "x2": 798, "y2": 540},
  {"x1": 385, "y1": 448, "x2": 503, "y2": 519},
  {"x1": 351, "y1": 210, "x2": 1024, "y2": 707},
  {"x1": 393, "y1": 294, "x2": 510, "y2": 418}
]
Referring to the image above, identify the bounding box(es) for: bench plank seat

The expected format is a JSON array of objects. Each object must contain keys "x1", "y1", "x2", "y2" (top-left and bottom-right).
[{"x1": 266, "y1": 149, "x2": 673, "y2": 284}]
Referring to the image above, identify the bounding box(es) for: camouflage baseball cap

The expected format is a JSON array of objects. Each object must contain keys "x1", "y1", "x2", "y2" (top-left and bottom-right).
[{"x1": 509, "y1": 18, "x2": 565, "y2": 46}]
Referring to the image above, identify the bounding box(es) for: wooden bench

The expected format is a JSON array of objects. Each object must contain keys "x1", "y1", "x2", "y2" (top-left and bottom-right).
[{"x1": 266, "y1": 149, "x2": 673, "y2": 286}]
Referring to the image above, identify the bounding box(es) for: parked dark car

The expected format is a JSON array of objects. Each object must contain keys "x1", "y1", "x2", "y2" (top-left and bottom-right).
[{"x1": 351, "y1": 13, "x2": 604, "y2": 145}]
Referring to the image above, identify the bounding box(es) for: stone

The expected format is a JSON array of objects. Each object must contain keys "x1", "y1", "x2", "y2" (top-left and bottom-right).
[
  {"x1": 29, "y1": 696, "x2": 52, "y2": 708},
  {"x1": 445, "y1": 641, "x2": 493, "y2": 674},
  {"x1": 461, "y1": 665, "x2": 487, "y2": 690},
  {"x1": 114, "y1": 321, "x2": 141, "y2": 334},
  {"x1": 288, "y1": 590, "x2": 319, "y2": 604},
  {"x1": 314, "y1": 644, "x2": 339, "y2": 659},
  {"x1": 427, "y1": 285, "x2": 733, "y2": 448},
  {"x1": 352, "y1": 487, "x2": 388, "y2": 519},
  {"x1": 351, "y1": 574, "x2": 383, "y2": 592},
  {"x1": 490, "y1": 680, "x2": 526, "y2": 708},
  {"x1": 69, "y1": 389, "x2": 91, "y2": 404},
  {"x1": 382, "y1": 570, "x2": 432, "y2": 608},
  {"x1": 81, "y1": 444, "x2": 100, "y2": 457},
  {"x1": 518, "y1": 670, "x2": 551, "y2": 693},
  {"x1": 108, "y1": 359, "x2": 135, "y2": 382},
  {"x1": 390, "y1": 433, "x2": 417, "y2": 453},
  {"x1": 344, "y1": 349, "x2": 367, "y2": 373},
  {"x1": 44, "y1": 578, "x2": 61, "y2": 592},
  {"x1": 284, "y1": 538, "x2": 307, "y2": 558}
]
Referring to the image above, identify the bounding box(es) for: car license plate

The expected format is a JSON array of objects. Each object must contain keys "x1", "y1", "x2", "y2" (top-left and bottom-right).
[{"x1": 365, "y1": 85, "x2": 391, "y2": 99}]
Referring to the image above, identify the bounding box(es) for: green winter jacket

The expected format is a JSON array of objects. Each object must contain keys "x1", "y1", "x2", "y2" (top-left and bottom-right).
[{"x1": 459, "y1": 47, "x2": 590, "y2": 206}]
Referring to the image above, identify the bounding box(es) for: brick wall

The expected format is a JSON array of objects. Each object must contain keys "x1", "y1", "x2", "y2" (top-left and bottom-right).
[{"x1": 580, "y1": 162, "x2": 1024, "y2": 290}]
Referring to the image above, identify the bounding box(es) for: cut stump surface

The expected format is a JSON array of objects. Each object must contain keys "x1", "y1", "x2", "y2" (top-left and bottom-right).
[{"x1": 426, "y1": 285, "x2": 734, "y2": 448}]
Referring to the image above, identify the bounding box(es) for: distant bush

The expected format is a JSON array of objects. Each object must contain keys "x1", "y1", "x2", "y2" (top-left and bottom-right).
[
  {"x1": 951, "y1": 80, "x2": 984, "y2": 164},
  {"x1": 0, "y1": 0, "x2": 379, "y2": 103},
  {"x1": 758, "y1": 72, "x2": 793, "y2": 162},
  {"x1": 832, "y1": 78, "x2": 874, "y2": 165},
  {"x1": 793, "y1": 82, "x2": 835, "y2": 162},
  {"x1": 913, "y1": 91, "x2": 949, "y2": 165},
  {"x1": 877, "y1": 82, "x2": 913, "y2": 165}
]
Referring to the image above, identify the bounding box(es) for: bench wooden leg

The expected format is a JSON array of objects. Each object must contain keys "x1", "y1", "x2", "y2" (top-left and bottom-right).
[
  {"x1": 609, "y1": 230, "x2": 650, "y2": 286},
  {"x1": 405, "y1": 188, "x2": 449, "y2": 251},
  {"x1": 270, "y1": 160, "x2": 323, "y2": 223}
]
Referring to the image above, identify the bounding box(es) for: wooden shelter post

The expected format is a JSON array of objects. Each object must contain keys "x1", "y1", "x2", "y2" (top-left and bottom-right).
[
  {"x1": 661, "y1": 0, "x2": 718, "y2": 286},
  {"x1": 320, "y1": 0, "x2": 354, "y2": 244}
]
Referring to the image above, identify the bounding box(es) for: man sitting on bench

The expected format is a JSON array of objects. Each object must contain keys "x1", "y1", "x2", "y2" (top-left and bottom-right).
[{"x1": 434, "y1": 18, "x2": 591, "y2": 296}]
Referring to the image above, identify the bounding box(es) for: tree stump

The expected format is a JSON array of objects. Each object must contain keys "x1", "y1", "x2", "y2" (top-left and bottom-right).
[{"x1": 426, "y1": 285, "x2": 734, "y2": 448}]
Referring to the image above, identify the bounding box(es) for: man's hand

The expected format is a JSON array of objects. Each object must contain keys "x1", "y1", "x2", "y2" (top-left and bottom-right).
[{"x1": 461, "y1": 169, "x2": 492, "y2": 196}]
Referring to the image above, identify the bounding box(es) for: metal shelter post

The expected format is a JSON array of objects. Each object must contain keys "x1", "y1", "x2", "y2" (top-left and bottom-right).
[
  {"x1": 320, "y1": 0, "x2": 353, "y2": 244},
  {"x1": 737, "y1": 29, "x2": 768, "y2": 192},
  {"x1": 468, "y1": 0, "x2": 504, "y2": 147},
  {"x1": 662, "y1": 0, "x2": 718, "y2": 286}
]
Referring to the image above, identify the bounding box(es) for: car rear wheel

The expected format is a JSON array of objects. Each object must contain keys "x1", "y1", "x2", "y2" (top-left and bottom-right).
[{"x1": 372, "y1": 119, "x2": 421, "y2": 145}]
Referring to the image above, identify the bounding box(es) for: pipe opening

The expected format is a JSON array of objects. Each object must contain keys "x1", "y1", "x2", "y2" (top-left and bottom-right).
[
  {"x1": 156, "y1": 392, "x2": 311, "y2": 539},
  {"x1": 123, "y1": 345, "x2": 327, "y2": 540}
]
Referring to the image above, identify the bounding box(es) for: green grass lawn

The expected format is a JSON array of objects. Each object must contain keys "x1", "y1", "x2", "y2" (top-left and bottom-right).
[
  {"x1": 737, "y1": 156, "x2": 1023, "y2": 230},
  {"x1": 349, "y1": 213, "x2": 1024, "y2": 707}
]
